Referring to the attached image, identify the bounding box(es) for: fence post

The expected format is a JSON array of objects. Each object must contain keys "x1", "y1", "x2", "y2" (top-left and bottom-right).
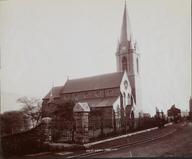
[
  {"x1": 41, "y1": 117, "x2": 52, "y2": 144},
  {"x1": 73, "y1": 103, "x2": 90, "y2": 144}
]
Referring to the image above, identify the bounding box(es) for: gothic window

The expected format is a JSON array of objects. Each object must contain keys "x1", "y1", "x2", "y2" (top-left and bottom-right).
[
  {"x1": 122, "y1": 56, "x2": 127, "y2": 72},
  {"x1": 136, "y1": 58, "x2": 139, "y2": 73},
  {"x1": 128, "y1": 57, "x2": 131, "y2": 72},
  {"x1": 116, "y1": 105, "x2": 121, "y2": 119},
  {"x1": 95, "y1": 90, "x2": 100, "y2": 97},
  {"x1": 128, "y1": 93, "x2": 131, "y2": 105},
  {"x1": 84, "y1": 92, "x2": 88, "y2": 98},
  {"x1": 123, "y1": 92, "x2": 126, "y2": 112},
  {"x1": 131, "y1": 96, "x2": 133, "y2": 105},
  {"x1": 109, "y1": 89, "x2": 113, "y2": 96}
]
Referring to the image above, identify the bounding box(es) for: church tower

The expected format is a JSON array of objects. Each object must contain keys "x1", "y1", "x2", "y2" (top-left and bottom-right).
[{"x1": 116, "y1": 2, "x2": 141, "y2": 110}]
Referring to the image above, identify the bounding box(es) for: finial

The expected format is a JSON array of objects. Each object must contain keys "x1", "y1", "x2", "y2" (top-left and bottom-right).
[{"x1": 120, "y1": 0, "x2": 132, "y2": 43}]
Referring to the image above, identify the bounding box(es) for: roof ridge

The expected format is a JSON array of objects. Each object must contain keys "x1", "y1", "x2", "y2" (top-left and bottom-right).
[{"x1": 68, "y1": 72, "x2": 123, "y2": 81}]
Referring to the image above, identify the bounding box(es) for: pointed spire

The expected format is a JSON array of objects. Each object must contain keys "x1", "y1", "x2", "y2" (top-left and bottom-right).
[{"x1": 120, "y1": 1, "x2": 132, "y2": 45}]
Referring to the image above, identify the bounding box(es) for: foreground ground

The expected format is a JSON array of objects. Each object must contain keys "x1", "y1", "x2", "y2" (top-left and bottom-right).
[
  {"x1": 89, "y1": 122, "x2": 192, "y2": 158},
  {"x1": 2, "y1": 122, "x2": 192, "y2": 158}
]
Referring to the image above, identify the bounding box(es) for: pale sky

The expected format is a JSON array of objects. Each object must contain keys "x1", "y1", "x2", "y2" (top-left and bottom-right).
[{"x1": 0, "y1": 0, "x2": 191, "y2": 115}]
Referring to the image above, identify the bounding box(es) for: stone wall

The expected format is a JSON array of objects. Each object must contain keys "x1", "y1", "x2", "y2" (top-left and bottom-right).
[{"x1": 1, "y1": 118, "x2": 51, "y2": 156}]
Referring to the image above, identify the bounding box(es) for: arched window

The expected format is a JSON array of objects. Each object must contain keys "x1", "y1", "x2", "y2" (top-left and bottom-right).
[
  {"x1": 131, "y1": 96, "x2": 133, "y2": 105},
  {"x1": 128, "y1": 93, "x2": 131, "y2": 105},
  {"x1": 136, "y1": 58, "x2": 139, "y2": 73},
  {"x1": 122, "y1": 56, "x2": 127, "y2": 72},
  {"x1": 128, "y1": 57, "x2": 131, "y2": 72}
]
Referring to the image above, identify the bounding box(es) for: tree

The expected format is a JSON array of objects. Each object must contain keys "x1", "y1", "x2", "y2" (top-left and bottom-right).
[
  {"x1": 0, "y1": 111, "x2": 25, "y2": 136},
  {"x1": 17, "y1": 96, "x2": 42, "y2": 128},
  {"x1": 53, "y1": 100, "x2": 75, "y2": 120},
  {"x1": 51, "y1": 100, "x2": 75, "y2": 142}
]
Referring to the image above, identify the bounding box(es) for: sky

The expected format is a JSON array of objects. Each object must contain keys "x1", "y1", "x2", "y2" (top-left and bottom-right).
[{"x1": 0, "y1": 0, "x2": 191, "y2": 115}]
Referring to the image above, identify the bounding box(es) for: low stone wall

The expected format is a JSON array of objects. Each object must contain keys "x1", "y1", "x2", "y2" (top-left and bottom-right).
[{"x1": 1, "y1": 118, "x2": 51, "y2": 156}]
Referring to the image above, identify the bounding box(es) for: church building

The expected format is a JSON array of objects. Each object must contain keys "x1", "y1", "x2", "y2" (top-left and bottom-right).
[{"x1": 42, "y1": 2, "x2": 142, "y2": 138}]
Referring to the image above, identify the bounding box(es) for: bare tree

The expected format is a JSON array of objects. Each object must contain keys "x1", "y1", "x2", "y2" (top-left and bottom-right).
[
  {"x1": 17, "y1": 96, "x2": 42, "y2": 128},
  {"x1": 0, "y1": 111, "x2": 25, "y2": 136}
]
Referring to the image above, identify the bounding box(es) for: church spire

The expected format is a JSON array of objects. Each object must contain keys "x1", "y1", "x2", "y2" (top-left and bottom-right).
[{"x1": 120, "y1": 1, "x2": 132, "y2": 44}]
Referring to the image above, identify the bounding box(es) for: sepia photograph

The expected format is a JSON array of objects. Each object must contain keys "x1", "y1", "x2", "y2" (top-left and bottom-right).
[{"x1": 0, "y1": 0, "x2": 191, "y2": 158}]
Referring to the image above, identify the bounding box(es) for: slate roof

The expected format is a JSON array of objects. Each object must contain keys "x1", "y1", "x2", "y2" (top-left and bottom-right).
[
  {"x1": 78, "y1": 97, "x2": 118, "y2": 108},
  {"x1": 43, "y1": 72, "x2": 124, "y2": 100},
  {"x1": 43, "y1": 86, "x2": 63, "y2": 99},
  {"x1": 61, "y1": 72, "x2": 124, "y2": 94}
]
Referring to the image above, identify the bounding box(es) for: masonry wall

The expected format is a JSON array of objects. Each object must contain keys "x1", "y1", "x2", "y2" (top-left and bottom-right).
[{"x1": 1, "y1": 121, "x2": 51, "y2": 156}]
